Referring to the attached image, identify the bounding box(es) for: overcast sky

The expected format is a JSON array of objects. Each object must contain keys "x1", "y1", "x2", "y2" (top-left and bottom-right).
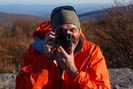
[{"x1": 0, "y1": 0, "x2": 131, "y2": 5}]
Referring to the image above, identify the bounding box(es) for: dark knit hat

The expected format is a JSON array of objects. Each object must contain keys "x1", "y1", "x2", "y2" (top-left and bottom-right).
[{"x1": 51, "y1": 6, "x2": 80, "y2": 31}]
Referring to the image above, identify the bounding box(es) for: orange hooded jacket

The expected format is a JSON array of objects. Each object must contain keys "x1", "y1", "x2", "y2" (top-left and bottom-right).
[{"x1": 15, "y1": 21, "x2": 111, "y2": 89}]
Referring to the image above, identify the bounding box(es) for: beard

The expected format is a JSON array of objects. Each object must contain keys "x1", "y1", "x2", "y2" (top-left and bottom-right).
[{"x1": 72, "y1": 37, "x2": 80, "y2": 50}]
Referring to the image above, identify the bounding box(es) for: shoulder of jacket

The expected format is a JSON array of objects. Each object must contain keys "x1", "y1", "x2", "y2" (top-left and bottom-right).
[
  {"x1": 84, "y1": 40, "x2": 98, "y2": 48},
  {"x1": 83, "y1": 40, "x2": 101, "y2": 52}
]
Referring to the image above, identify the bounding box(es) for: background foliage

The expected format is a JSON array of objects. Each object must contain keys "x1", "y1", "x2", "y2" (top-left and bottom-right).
[{"x1": 81, "y1": 3, "x2": 133, "y2": 69}]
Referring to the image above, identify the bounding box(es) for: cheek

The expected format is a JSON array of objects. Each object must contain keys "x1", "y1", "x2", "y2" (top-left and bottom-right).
[
  {"x1": 71, "y1": 33, "x2": 80, "y2": 43},
  {"x1": 71, "y1": 32, "x2": 80, "y2": 39}
]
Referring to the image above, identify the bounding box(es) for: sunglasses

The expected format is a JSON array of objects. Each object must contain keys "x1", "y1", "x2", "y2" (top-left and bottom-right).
[{"x1": 51, "y1": 6, "x2": 76, "y2": 18}]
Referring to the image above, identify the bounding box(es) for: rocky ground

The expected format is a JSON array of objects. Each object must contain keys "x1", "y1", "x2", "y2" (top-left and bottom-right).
[
  {"x1": 0, "y1": 68, "x2": 133, "y2": 89},
  {"x1": 108, "y1": 68, "x2": 133, "y2": 89},
  {"x1": 0, "y1": 73, "x2": 17, "y2": 89}
]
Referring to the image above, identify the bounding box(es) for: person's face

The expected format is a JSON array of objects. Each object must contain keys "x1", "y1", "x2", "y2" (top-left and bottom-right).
[{"x1": 54, "y1": 24, "x2": 80, "y2": 49}]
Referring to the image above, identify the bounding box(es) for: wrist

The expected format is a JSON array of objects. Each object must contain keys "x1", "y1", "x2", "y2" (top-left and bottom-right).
[
  {"x1": 75, "y1": 67, "x2": 80, "y2": 73},
  {"x1": 67, "y1": 67, "x2": 80, "y2": 75}
]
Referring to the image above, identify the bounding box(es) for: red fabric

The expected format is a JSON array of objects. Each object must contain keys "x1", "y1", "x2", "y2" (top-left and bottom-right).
[{"x1": 16, "y1": 21, "x2": 111, "y2": 89}]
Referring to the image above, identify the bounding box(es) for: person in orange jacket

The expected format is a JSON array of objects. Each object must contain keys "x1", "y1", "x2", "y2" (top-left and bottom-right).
[{"x1": 15, "y1": 6, "x2": 111, "y2": 89}]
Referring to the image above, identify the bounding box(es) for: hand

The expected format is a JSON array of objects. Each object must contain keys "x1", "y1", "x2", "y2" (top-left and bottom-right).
[
  {"x1": 55, "y1": 44, "x2": 77, "y2": 75},
  {"x1": 43, "y1": 31, "x2": 56, "y2": 58}
]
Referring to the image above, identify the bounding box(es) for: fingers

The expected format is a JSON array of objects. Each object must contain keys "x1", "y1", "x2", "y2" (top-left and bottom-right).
[
  {"x1": 55, "y1": 44, "x2": 75, "y2": 73},
  {"x1": 43, "y1": 31, "x2": 56, "y2": 58},
  {"x1": 43, "y1": 31, "x2": 56, "y2": 47},
  {"x1": 56, "y1": 44, "x2": 74, "y2": 56},
  {"x1": 69, "y1": 44, "x2": 74, "y2": 55},
  {"x1": 45, "y1": 31, "x2": 56, "y2": 42},
  {"x1": 45, "y1": 42, "x2": 55, "y2": 49},
  {"x1": 56, "y1": 44, "x2": 68, "y2": 56},
  {"x1": 45, "y1": 31, "x2": 55, "y2": 37}
]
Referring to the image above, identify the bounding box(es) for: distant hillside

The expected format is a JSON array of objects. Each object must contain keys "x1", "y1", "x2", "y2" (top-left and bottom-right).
[
  {"x1": 78, "y1": 4, "x2": 132, "y2": 21},
  {"x1": 0, "y1": 10, "x2": 103, "y2": 26},
  {"x1": 0, "y1": 6, "x2": 105, "y2": 26},
  {"x1": 78, "y1": 9, "x2": 105, "y2": 21},
  {"x1": 78, "y1": 3, "x2": 132, "y2": 21},
  {"x1": 0, "y1": 4, "x2": 130, "y2": 26},
  {"x1": 0, "y1": 12, "x2": 49, "y2": 26},
  {"x1": 0, "y1": 3, "x2": 114, "y2": 17}
]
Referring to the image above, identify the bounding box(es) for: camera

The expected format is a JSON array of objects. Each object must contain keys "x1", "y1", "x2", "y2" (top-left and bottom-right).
[{"x1": 55, "y1": 28, "x2": 72, "y2": 46}]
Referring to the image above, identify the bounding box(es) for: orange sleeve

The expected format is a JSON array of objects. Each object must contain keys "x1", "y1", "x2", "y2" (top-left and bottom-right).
[
  {"x1": 68, "y1": 46, "x2": 111, "y2": 89},
  {"x1": 15, "y1": 46, "x2": 54, "y2": 89}
]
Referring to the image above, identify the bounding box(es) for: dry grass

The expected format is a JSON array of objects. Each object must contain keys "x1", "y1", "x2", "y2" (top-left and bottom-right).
[{"x1": 0, "y1": 18, "x2": 42, "y2": 73}]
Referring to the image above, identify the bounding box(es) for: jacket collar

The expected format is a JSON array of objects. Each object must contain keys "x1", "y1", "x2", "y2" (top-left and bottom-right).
[{"x1": 74, "y1": 35, "x2": 84, "y2": 55}]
